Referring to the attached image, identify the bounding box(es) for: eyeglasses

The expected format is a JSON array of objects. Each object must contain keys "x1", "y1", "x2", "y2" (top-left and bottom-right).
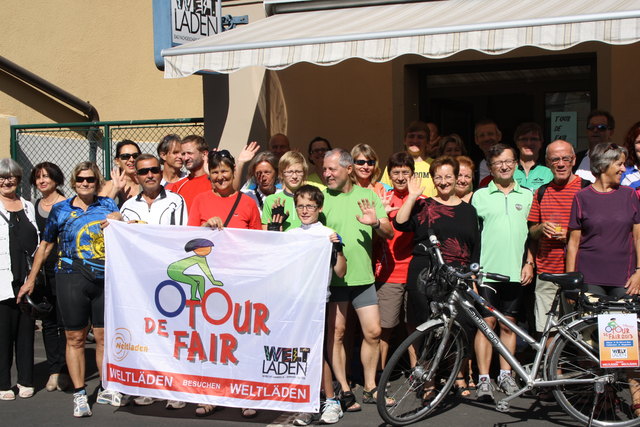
[
  {"x1": 433, "y1": 175, "x2": 455, "y2": 183},
  {"x1": 0, "y1": 176, "x2": 18, "y2": 184},
  {"x1": 517, "y1": 137, "x2": 541, "y2": 142},
  {"x1": 136, "y1": 166, "x2": 162, "y2": 175},
  {"x1": 354, "y1": 159, "x2": 375, "y2": 166},
  {"x1": 117, "y1": 153, "x2": 140, "y2": 161},
  {"x1": 311, "y1": 148, "x2": 329, "y2": 155},
  {"x1": 548, "y1": 156, "x2": 574, "y2": 165},
  {"x1": 75, "y1": 176, "x2": 97, "y2": 184},
  {"x1": 295, "y1": 204, "x2": 318, "y2": 212},
  {"x1": 587, "y1": 124, "x2": 610, "y2": 132},
  {"x1": 490, "y1": 159, "x2": 517, "y2": 167},
  {"x1": 212, "y1": 149, "x2": 232, "y2": 159},
  {"x1": 283, "y1": 170, "x2": 304, "y2": 176},
  {"x1": 390, "y1": 171, "x2": 412, "y2": 177}
]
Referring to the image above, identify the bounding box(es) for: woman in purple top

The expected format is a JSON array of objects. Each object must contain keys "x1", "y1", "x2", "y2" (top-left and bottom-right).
[{"x1": 566, "y1": 142, "x2": 640, "y2": 297}]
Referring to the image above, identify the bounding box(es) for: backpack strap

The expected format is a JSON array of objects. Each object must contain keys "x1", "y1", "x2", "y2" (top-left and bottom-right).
[{"x1": 537, "y1": 177, "x2": 590, "y2": 204}]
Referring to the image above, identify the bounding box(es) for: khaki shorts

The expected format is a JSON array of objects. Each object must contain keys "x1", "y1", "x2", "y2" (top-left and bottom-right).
[
  {"x1": 376, "y1": 282, "x2": 406, "y2": 329},
  {"x1": 534, "y1": 275, "x2": 573, "y2": 332}
]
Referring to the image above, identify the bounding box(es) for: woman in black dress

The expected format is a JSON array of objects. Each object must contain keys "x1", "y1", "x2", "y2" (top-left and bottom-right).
[{"x1": 395, "y1": 155, "x2": 480, "y2": 397}]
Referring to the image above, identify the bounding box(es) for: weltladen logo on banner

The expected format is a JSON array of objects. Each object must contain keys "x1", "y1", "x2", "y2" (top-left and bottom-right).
[{"x1": 103, "y1": 221, "x2": 331, "y2": 412}]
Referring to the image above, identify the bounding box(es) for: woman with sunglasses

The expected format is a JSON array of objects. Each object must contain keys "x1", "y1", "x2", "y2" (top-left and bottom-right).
[
  {"x1": 0, "y1": 159, "x2": 39, "y2": 402},
  {"x1": 350, "y1": 143, "x2": 387, "y2": 194},
  {"x1": 19, "y1": 162, "x2": 123, "y2": 417},
  {"x1": 29, "y1": 162, "x2": 68, "y2": 393},
  {"x1": 188, "y1": 150, "x2": 260, "y2": 417},
  {"x1": 100, "y1": 140, "x2": 142, "y2": 207}
]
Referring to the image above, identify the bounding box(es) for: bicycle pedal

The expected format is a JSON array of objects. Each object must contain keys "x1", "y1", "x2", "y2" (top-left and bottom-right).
[{"x1": 495, "y1": 400, "x2": 510, "y2": 413}]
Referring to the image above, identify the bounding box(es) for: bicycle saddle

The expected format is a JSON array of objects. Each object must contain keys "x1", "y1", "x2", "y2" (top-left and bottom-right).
[{"x1": 539, "y1": 272, "x2": 584, "y2": 290}]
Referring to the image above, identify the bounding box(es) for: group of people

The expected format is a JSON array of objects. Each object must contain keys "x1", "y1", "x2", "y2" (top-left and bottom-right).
[{"x1": 2, "y1": 108, "x2": 640, "y2": 422}]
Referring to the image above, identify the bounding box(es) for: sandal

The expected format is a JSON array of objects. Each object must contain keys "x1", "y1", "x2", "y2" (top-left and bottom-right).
[
  {"x1": 467, "y1": 374, "x2": 477, "y2": 391},
  {"x1": 17, "y1": 384, "x2": 34, "y2": 399},
  {"x1": 0, "y1": 389, "x2": 15, "y2": 401},
  {"x1": 241, "y1": 408, "x2": 257, "y2": 418},
  {"x1": 632, "y1": 403, "x2": 640, "y2": 417},
  {"x1": 453, "y1": 377, "x2": 471, "y2": 398},
  {"x1": 363, "y1": 387, "x2": 395, "y2": 407},
  {"x1": 340, "y1": 390, "x2": 361, "y2": 412},
  {"x1": 422, "y1": 382, "x2": 436, "y2": 406},
  {"x1": 195, "y1": 404, "x2": 216, "y2": 417}
]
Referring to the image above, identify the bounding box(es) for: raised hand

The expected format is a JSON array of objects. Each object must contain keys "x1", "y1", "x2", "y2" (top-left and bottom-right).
[
  {"x1": 356, "y1": 198, "x2": 378, "y2": 226},
  {"x1": 407, "y1": 175, "x2": 425, "y2": 198},
  {"x1": 380, "y1": 190, "x2": 399, "y2": 215},
  {"x1": 237, "y1": 141, "x2": 260, "y2": 164}
]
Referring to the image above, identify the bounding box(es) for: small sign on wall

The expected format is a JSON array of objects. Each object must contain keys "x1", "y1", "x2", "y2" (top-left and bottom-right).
[
  {"x1": 171, "y1": 0, "x2": 220, "y2": 44},
  {"x1": 550, "y1": 112, "x2": 577, "y2": 147}
]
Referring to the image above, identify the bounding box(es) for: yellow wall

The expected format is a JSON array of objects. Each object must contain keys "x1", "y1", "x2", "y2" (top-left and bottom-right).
[{"x1": 0, "y1": 1, "x2": 204, "y2": 155}]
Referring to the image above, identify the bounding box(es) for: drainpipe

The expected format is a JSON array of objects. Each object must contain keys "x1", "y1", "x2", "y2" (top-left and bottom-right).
[{"x1": 0, "y1": 56, "x2": 100, "y2": 122}]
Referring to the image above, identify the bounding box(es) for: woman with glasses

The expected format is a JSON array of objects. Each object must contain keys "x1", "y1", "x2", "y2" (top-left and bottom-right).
[
  {"x1": 0, "y1": 159, "x2": 39, "y2": 402},
  {"x1": 19, "y1": 162, "x2": 122, "y2": 417},
  {"x1": 621, "y1": 121, "x2": 640, "y2": 189},
  {"x1": 100, "y1": 140, "x2": 142, "y2": 206},
  {"x1": 261, "y1": 151, "x2": 312, "y2": 231},
  {"x1": 567, "y1": 142, "x2": 640, "y2": 298},
  {"x1": 188, "y1": 150, "x2": 261, "y2": 232},
  {"x1": 29, "y1": 162, "x2": 68, "y2": 393},
  {"x1": 395, "y1": 156, "x2": 481, "y2": 399},
  {"x1": 307, "y1": 136, "x2": 332, "y2": 189},
  {"x1": 350, "y1": 143, "x2": 387, "y2": 194}
]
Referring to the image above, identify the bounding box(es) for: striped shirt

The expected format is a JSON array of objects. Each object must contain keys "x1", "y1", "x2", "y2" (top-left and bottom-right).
[{"x1": 527, "y1": 175, "x2": 584, "y2": 273}]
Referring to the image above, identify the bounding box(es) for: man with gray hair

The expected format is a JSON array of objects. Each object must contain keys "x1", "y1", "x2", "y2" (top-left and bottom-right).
[{"x1": 321, "y1": 148, "x2": 393, "y2": 410}]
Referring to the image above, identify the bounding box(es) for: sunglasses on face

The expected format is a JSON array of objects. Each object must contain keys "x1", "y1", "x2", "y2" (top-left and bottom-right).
[
  {"x1": 354, "y1": 159, "x2": 375, "y2": 166},
  {"x1": 117, "y1": 152, "x2": 140, "y2": 161},
  {"x1": 587, "y1": 124, "x2": 610, "y2": 132},
  {"x1": 136, "y1": 166, "x2": 162, "y2": 175},
  {"x1": 76, "y1": 176, "x2": 97, "y2": 184}
]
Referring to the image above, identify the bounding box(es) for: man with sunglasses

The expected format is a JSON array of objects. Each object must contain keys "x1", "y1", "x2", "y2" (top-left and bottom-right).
[
  {"x1": 574, "y1": 110, "x2": 616, "y2": 182},
  {"x1": 120, "y1": 154, "x2": 187, "y2": 225},
  {"x1": 165, "y1": 135, "x2": 210, "y2": 210}
]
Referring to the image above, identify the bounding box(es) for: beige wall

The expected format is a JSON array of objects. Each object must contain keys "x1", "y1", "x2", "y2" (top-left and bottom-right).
[{"x1": 0, "y1": 1, "x2": 204, "y2": 153}]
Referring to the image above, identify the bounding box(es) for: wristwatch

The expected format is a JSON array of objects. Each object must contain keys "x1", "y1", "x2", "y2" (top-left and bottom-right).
[{"x1": 524, "y1": 260, "x2": 535, "y2": 268}]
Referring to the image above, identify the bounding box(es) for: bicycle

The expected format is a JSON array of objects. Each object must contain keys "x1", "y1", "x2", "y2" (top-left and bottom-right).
[{"x1": 377, "y1": 233, "x2": 640, "y2": 426}]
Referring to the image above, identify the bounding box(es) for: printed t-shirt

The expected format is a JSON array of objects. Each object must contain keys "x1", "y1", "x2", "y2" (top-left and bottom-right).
[
  {"x1": 381, "y1": 159, "x2": 436, "y2": 197},
  {"x1": 188, "y1": 191, "x2": 261, "y2": 230},
  {"x1": 527, "y1": 175, "x2": 583, "y2": 274},
  {"x1": 472, "y1": 180, "x2": 533, "y2": 282},
  {"x1": 622, "y1": 165, "x2": 640, "y2": 189},
  {"x1": 568, "y1": 185, "x2": 640, "y2": 287},
  {"x1": 374, "y1": 189, "x2": 415, "y2": 284},
  {"x1": 321, "y1": 185, "x2": 387, "y2": 287},
  {"x1": 575, "y1": 154, "x2": 595, "y2": 183},
  {"x1": 513, "y1": 163, "x2": 553, "y2": 191},
  {"x1": 165, "y1": 174, "x2": 210, "y2": 210},
  {"x1": 43, "y1": 196, "x2": 119, "y2": 277},
  {"x1": 261, "y1": 191, "x2": 301, "y2": 231},
  {"x1": 120, "y1": 187, "x2": 188, "y2": 225}
]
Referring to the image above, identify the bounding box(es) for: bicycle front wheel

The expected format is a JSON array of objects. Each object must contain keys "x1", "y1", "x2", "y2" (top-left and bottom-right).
[
  {"x1": 546, "y1": 316, "x2": 640, "y2": 427},
  {"x1": 377, "y1": 320, "x2": 465, "y2": 426}
]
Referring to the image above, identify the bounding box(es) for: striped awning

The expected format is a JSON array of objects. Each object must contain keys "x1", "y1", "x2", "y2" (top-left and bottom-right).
[{"x1": 162, "y1": 0, "x2": 640, "y2": 77}]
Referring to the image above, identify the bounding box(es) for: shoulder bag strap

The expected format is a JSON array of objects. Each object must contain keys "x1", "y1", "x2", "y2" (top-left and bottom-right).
[{"x1": 224, "y1": 192, "x2": 243, "y2": 227}]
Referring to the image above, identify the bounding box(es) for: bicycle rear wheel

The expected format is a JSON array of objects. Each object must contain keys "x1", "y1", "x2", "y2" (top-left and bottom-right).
[
  {"x1": 546, "y1": 316, "x2": 640, "y2": 426},
  {"x1": 377, "y1": 320, "x2": 464, "y2": 426}
]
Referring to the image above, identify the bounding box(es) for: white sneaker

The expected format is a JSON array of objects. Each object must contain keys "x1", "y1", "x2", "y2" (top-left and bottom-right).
[
  {"x1": 96, "y1": 389, "x2": 126, "y2": 407},
  {"x1": 293, "y1": 412, "x2": 319, "y2": 425},
  {"x1": 320, "y1": 399, "x2": 343, "y2": 424},
  {"x1": 166, "y1": 400, "x2": 186, "y2": 409},
  {"x1": 73, "y1": 391, "x2": 92, "y2": 417},
  {"x1": 133, "y1": 396, "x2": 160, "y2": 406}
]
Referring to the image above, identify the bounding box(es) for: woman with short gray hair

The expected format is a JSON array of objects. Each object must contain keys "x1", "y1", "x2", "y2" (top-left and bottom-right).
[
  {"x1": 0, "y1": 158, "x2": 39, "y2": 401},
  {"x1": 567, "y1": 142, "x2": 640, "y2": 298}
]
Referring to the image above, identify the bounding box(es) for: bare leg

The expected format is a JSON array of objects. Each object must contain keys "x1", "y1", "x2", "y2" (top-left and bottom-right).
[
  {"x1": 326, "y1": 302, "x2": 349, "y2": 392},
  {"x1": 65, "y1": 328, "x2": 88, "y2": 389},
  {"x1": 322, "y1": 360, "x2": 336, "y2": 399},
  {"x1": 92, "y1": 327, "x2": 105, "y2": 380},
  {"x1": 474, "y1": 317, "x2": 497, "y2": 376},
  {"x1": 355, "y1": 304, "x2": 381, "y2": 392},
  {"x1": 497, "y1": 317, "x2": 516, "y2": 371},
  {"x1": 379, "y1": 327, "x2": 392, "y2": 370}
]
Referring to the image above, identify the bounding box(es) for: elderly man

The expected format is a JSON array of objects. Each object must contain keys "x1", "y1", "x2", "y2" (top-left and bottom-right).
[
  {"x1": 322, "y1": 149, "x2": 393, "y2": 411},
  {"x1": 528, "y1": 141, "x2": 587, "y2": 335},
  {"x1": 157, "y1": 134, "x2": 186, "y2": 186},
  {"x1": 474, "y1": 119, "x2": 503, "y2": 186},
  {"x1": 575, "y1": 110, "x2": 615, "y2": 182},
  {"x1": 165, "y1": 135, "x2": 210, "y2": 209},
  {"x1": 120, "y1": 154, "x2": 188, "y2": 225}
]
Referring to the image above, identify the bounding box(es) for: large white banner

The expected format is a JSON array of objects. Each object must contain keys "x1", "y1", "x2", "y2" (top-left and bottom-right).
[{"x1": 103, "y1": 221, "x2": 330, "y2": 412}]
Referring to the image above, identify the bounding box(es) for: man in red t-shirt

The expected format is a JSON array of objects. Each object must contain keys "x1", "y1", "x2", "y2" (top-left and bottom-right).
[
  {"x1": 165, "y1": 135, "x2": 210, "y2": 209},
  {"x1": 528, "y1": 140, "x2": 585, "y2": 335}
]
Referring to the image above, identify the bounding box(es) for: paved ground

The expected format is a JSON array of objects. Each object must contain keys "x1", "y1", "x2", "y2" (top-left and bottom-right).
[{"x1": 2, "y1": 330, "x2": 582, "y2": 427}]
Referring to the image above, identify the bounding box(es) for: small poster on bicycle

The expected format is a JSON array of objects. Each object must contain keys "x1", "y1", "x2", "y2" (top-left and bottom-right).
[{"x1": 597, "y1": 313, "x2": 639, "y2": 368}]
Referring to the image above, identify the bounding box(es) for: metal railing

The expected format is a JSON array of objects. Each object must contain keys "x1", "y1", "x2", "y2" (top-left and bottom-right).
[{"x1": 10, "y1": 118, "x2": 203, "y2": 200}]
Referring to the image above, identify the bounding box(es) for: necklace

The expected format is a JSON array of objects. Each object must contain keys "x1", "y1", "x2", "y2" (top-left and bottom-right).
[{"x1": 41, "y1": 193, "x2": 62, "y2": 207}]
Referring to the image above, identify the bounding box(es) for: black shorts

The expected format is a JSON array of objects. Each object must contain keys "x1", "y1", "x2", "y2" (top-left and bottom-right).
[
  {"x1": 584, "y1": 284, "x2": 629, "y2": 299},
  {"x1": 479, "y1": 281, "x2": 523, "y2": 318},
  {"x1": 56, "y1": 272, "x2": 105, "y2": 331}
]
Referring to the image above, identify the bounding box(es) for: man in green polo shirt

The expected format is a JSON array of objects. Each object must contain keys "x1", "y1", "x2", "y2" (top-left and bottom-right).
[
  {"x1": 322, "y1": 148, "x2": 393, "y2": 410},
  {"x1": 471, "y1": 143, "x2": 534, "y2": 402}
]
